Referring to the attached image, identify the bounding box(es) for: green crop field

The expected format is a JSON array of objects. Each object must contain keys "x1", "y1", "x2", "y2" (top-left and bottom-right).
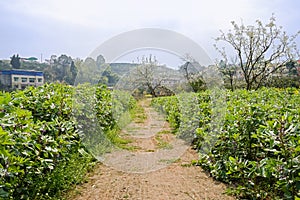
[
  {"x1": 152, "y1": 88, "x2": 300, "y2": 199},
  {"x1": 0, "y1": 83, "x2": 135, "y2": 199}
]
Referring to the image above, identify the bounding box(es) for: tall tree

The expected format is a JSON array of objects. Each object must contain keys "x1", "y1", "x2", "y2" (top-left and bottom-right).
[
  {"x1": 96, "y1": 55, "x2": 105, "y2": 69},
  {"x1": 44, "y1": 54, "x2": 77, "y2": 84},
  {"x1": 10, "y1": 54, "x2": 21, "y2": 69},
  {"x1": 215, "y1": 15, "x2": 299, "y2": 90},
  {"x1": 115, "y1": 55, "x2": 183, "y2": 96},
  {"x1": 75, "y1": 57, "x2": 101, "y2": 85},
  {"x1": 134, "y1": 55, "x2": 161, "y2": 97},
  {"x1": 99, "y1": 65, "x2": 119, "y2": 86},
  {"x1": 67, "y1": 61, "x2": 78, "y2": 85}
]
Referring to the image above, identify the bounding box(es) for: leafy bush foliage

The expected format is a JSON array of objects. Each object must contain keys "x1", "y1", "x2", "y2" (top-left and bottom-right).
[
  {"x1": 0, "y1": 83, "x2": 136, "y2": 199},
  {"x1": 74, "y1": 84, "x2": 136, "y2": 155},
  {"x1": 151, "y1": 88, "x2": 300, "y2": 199},
  {"x1": 151, "y1": 96, "x2": 180, "y2": 130},
  {"x1": 0, "y1": 84, "x2": 94, "y2": 199}
]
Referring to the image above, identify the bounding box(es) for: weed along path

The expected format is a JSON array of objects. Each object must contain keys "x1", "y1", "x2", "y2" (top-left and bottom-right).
[{"x1": 68, "y1": 99, "x2": 234, "y2": 200}]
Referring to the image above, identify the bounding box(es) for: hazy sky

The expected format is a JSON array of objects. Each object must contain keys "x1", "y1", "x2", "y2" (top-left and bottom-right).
[{"x1": 0, "y1": 0, "x2": 299, "y2": 64}]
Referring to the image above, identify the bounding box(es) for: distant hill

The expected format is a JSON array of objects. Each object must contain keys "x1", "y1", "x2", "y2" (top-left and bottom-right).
[
  {"x1": 109, "y1": 63, "x2": 139, "y2": 76},
  {"x1": 109, "y1": 62, "x2": 181, "y2": 76}
]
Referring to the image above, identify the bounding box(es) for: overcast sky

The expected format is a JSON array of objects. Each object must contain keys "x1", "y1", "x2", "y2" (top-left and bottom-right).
[{"x1": 0, "y1": 0, "x2": 299, "y2": 65}]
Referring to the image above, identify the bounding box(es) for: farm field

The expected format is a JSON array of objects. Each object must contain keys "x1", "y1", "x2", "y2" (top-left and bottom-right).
[
  {"x1": 151, "y1": 88, "x2": 300, "y2": 199},
  {"x1": 1, "y1": 84, "x2": 299, "y2": 199}
]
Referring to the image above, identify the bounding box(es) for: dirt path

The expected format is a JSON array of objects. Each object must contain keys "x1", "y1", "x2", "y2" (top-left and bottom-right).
[{"x1": 67, "y1": 99, "x2": 234, "y2": 200}]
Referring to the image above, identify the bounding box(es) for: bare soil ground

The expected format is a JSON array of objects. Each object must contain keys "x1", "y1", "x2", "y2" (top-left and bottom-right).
[{"x1": 67, "y1": 99, "x2": 235, "y2": 200}]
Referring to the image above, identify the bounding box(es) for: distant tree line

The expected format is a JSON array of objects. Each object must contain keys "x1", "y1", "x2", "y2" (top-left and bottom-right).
[{"x1": 0, "y1": 54, "x2": 120, "y2": 87}]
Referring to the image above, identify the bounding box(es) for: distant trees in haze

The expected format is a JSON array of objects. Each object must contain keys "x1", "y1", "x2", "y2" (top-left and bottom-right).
[
  {"x1": 44, "y1": 54, "x2": 78, "y2": 85},
  {"x1": 10, "y1": 54, "x2": 21, "y2": 69}
]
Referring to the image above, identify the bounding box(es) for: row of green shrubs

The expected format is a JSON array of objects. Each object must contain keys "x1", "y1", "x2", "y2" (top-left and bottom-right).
[
  {"x1": 151, "y1": 88, "x2": 300, "y2": 199},
  {"x1": 0, "y1": 83, "x2": 136, "y2": 199},
  {"x1": 74, "y1": 84, "x2": 136, "y2": 156}
]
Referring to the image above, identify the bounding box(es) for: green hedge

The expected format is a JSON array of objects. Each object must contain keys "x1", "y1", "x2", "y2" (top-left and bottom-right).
[
  {"x1": 151, "y1": 88, "x2": 300, "y2": 199},
  {"x1": 0, "y1": 84, "x2": 94, "y2": 199},
  {"x1": 0, "y1": 83, "x2": 136, "y2": 199}
]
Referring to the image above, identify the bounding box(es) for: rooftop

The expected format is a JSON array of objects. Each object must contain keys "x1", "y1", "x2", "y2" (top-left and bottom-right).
[{"x1": 0, "y1": 69, "x2": 43, "y2": 76}]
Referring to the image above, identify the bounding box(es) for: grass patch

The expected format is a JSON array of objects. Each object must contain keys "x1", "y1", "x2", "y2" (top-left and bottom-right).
[
  {"x1": 106, "y1": 129, "x2": 130, "y2": 145},
  {"x1": 124, "y1": 126, "x2": 140, "y2": 132},
  {"x1": 117, "y1": 111, "x2": 132, "y2": 129},
  {"x1": 131, "y1": 101, "x2": 147, "y2": 123},
  {"x1": 155, "y1": 135, "x2": 173, "y2": 149},
  {"x1": 34, "y1": 150, "x2": 96, "y2": 200},
  {"x1": 119, "y1": 144, "x2": 140, "y2": 151},
  {"x1": 158, "y1": 158, "x2": 180, "y2": 164},
  {"x1": 106, "y1": 129, "x2": 134, "y2": 151},
  {"x1": 157, "y1": 130, "x2": 172, "y2": 135},
  {"x1": 181, "y1": 160, "x2": 199, "y2": 167}
]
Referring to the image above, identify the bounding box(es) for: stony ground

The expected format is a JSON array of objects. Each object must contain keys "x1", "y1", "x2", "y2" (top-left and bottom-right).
[{"x1": 67, "y1": 99, "x2": 235, "y2": 200}]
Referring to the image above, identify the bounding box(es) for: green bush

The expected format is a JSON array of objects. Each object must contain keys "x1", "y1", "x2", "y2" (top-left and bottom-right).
[
  {"x1": 74, "y1": 84, "x2": 136, "y2": 155},
  {"x1": 0, "y1": 83, "x2": 136, "y2": 199},
  {"x1": 151, "y1": 96, "x2": 180, "y2": 130},
  {"x1": 152, "y1": 88, "x2": 300, "y2": 199},
  {"x1": 201, "y1": 88, "x2": 300, "y2": 199},
  {"x1": 0, "y1": 83, "x2": 95, "y2": 199}
]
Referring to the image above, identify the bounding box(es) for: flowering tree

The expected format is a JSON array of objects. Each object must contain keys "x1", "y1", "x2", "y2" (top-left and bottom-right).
[{"x1": 215, "y1": 15, "x2": 299, "y2": 90}]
